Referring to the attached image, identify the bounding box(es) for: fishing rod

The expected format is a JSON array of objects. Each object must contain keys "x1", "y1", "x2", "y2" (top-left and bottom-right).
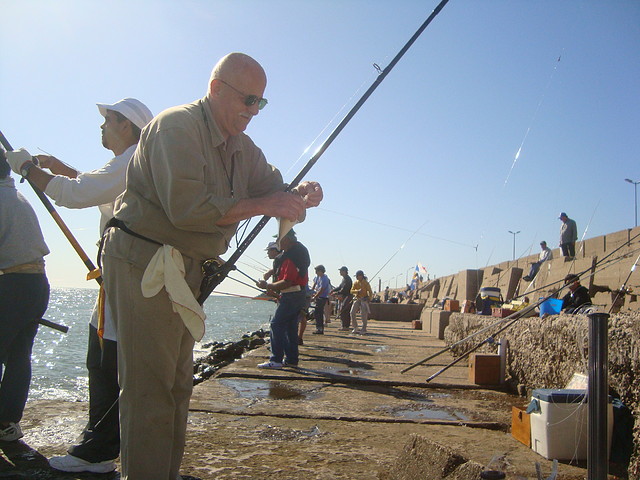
[
  {"x1": 38, "y1": 318, "x2": 69, "y2": 333},
  {"x1": 402, "y1": 233, "x2": 640, "y2": 374},
  {"x1": 370, "y1": 220, "x2": 429, "y2": 286},
  {"x1": 214, "y1": 291, "x2": 277, "y2": 302},
  {"x1": 512, "y1": 230, "x2": 640, "y2": 302},
  {"x1": 0, "y1": 131, "x2": 102, "y2": 285},
  {"x1": 197, "y1": 0, "x2": 452, "y2": 305},
  {"x1": 424, "y1": 296, "x2": 553, "y2": 382},
  {"x1": 415, "y1": 247, "x2": 638, "y2": 380},
  {"x1": 608, "y1": 251, "x2": 640, "y2": 315}
]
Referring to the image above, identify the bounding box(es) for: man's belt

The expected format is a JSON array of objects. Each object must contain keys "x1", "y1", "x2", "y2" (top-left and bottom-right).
[{"x1": 0, "y1": 261, "x2": 45, "y2": 275}]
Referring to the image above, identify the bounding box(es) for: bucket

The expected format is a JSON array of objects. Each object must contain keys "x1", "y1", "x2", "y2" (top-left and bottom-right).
[{"x1": 539, "y1": 298, "x2": 562, "y2": 317}]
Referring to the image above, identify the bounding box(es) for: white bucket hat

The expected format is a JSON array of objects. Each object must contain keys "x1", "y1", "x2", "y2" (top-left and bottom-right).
[{"x1": 96, "y1": 98, "x2": 153, "y2": 130}]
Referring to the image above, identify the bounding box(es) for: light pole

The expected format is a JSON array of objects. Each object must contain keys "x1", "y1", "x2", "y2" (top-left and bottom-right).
[
  {"x1": 508, "y1": 230, "x2": 521, "y2": 261},
  {"x1": 405, "y1": 266, "x2": 414, "y2": 285},
  {"x1": 395, "y1": 273, "x2": 402, "y2": 288},
  {"x1": 625, "y1": 178, "x2": 639, "y2": 227}
]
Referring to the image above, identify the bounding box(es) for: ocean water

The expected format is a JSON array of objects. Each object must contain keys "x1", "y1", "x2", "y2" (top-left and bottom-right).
[{"x1": 30, "y1": 288, "x2": 275, "y2": 402}]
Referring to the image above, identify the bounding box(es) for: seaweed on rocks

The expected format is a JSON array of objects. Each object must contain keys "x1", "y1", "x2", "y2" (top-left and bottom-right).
[{"x1": 193, "y1": 329, "x2": 268, "y2": 385}]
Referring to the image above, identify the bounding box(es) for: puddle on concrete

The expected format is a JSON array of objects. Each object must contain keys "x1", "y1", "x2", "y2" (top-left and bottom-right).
[
  {"x1": 220, "y1": 378, "x2": 311, "y2": 400},
  {"x1": 365, "y1": 344, "x2": 390, "y2": 353},
  {"x1": 391, "y1": 405, "x2": 469, "y2": 421},
  {"x1": 314, "y1": 365, "x2": 374, "y2": 377},
  {"x1": 257, "y1": 424, "x2": 325, "y2": 442}
]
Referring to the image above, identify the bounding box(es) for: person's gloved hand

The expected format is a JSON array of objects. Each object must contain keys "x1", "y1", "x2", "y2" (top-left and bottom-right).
[{"x1": 5, "y1": 148, "x2": 33, "y2": 175}]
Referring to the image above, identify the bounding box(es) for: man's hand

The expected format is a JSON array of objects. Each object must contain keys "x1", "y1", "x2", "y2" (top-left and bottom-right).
[
  {"x1": 256, "y1": 279, "x2": 268, "y2": 290},
  {"x1": 34, "y1": 154, "x2": 79, "y2": 178},
  {"x1": 293, "y1": 181, "x2": 323, "y2": 208},
  {"x1": 262, "y1": 191, "x2": 307, "y2": 221},
  {"x1": 6, "y1": 148, "x2": 33, "y2": 175}
]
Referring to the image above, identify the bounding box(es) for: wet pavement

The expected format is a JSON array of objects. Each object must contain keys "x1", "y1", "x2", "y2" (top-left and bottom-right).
[{"x1": 5, "y1": 319, "x2": 592, "y2": 479}]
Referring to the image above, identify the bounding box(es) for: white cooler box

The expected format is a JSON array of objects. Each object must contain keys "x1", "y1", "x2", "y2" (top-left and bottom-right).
[{"x1": 528, "y1": 389, "x2": 613, "y2": 461}]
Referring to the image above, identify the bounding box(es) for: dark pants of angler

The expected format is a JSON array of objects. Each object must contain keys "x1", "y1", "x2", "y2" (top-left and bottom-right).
[
  {"x1": 0, "y1": 273, "x2": 49, "y2": 424},
  {"x1": 68, "y1": 325, "x2": 120, "y2": 462},
  {"x1": 314, "y1": 297, "x2": 328, "y2": 333},
  {"x1": 561, "y1": 242, "x2": 575, "y2": 257},
  {"x1": 525, "y1": 262, "x2": 541, "y2": 280},
  {"x1": 270, "y1": 290, "x2": 305, "y2": 365},
  {"x1": 339, "y1": 295, "x2": 353, "y2": 329}
]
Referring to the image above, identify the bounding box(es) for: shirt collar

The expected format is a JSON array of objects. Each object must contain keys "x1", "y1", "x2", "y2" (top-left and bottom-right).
[{"x1": 200, "y1": 96, "x2": 242, "y2": 154}]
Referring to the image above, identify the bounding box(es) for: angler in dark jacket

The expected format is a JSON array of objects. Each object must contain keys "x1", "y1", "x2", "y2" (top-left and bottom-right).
[{"x1": 561, "y1": 274, "x2": 592, "y2": 313}]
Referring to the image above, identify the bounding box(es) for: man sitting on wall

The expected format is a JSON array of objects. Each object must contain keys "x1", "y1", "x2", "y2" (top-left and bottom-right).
[
  {"x1": 561, "y1": 274, "x2": 592, "y2": 313},
  {"x1": 523, "y1": 241, "x2": 553, "y2": 282}
]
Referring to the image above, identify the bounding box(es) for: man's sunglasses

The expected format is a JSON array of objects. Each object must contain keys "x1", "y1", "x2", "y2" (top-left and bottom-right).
[{"x1": 219, "y1": 79, "x2": 268, "y2": 110}]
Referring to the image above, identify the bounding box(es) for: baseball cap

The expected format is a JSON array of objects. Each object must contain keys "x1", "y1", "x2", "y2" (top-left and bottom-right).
[
  {"x1": 265, "y1": 241, "x2": 279, "y2": 251},
  {"x1": 97, "y1": 98, "x2": 153, "y2": 130},
  {"x1": 339, "y1": 266, "x2": 348, "y2": 272},
  {"x1": 559, "y1": 212, "x2": 567, "y2": 219}
]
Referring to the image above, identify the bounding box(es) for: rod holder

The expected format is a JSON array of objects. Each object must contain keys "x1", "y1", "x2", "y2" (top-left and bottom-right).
[{"x1": 587, "y1": 312, "x2": 609, "y2": 480}]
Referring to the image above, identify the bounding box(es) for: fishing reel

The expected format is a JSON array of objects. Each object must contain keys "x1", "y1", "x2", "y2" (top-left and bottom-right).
[{"x1": 198, "y1": 258, "x2": 236, "y2": 304}]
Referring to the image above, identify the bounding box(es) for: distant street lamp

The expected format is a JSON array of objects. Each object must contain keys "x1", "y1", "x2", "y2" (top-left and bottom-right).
[
  {"x1": 405, "y1": 266, "x2": 414, "y2": 285},
  {"x1": 508, "y1": 230, "x2": 521, "y2": 261},
  {"x1": 395, "y1": 273, "x2": 402, "y2": 288},
  {"x1": 625, "y1": 178, "x2": 639, "y2": 227}
]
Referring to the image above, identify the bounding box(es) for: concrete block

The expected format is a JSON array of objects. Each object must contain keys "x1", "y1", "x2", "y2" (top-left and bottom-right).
[
  {"x1": 605, "y1": 229, "x2": 631, "y2": 253},
  {"x1": 369, "y1": 303, "x2": 423, "y2": 321},
  {"x1": 382, "y1": 434, "x2": 483, "y2": 480},
  {"x1": 455, "y1": 269, "x2": 482, "y2": 301},
  {"x1": 431, "y1": 310, "x2": 452, "y2": 339},
  {"x1": 583, "y1": 236, "x2": 604, "y2": 257}
]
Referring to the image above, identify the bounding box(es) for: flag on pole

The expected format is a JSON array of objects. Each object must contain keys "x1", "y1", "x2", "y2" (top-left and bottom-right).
[{"x1": 410, "y1": 263, "x2": 428, "y2": 290}]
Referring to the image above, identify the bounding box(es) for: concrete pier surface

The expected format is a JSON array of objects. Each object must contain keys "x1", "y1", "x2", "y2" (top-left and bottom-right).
[{"x1": 3, "y1": 319, "x2": 597, "y2": 479}]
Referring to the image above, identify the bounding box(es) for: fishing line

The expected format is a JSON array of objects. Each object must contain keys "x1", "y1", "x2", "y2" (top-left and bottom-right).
[
  {"x1": 284, "y1": 73, "x2": 377, "y2": 178},
  {"x1": 404, "y1": 231, "x2": 640, "y2": 375},
  {"x1": 608, "y1": 251, "x2": 640, "y2": 315},
  {"x1": 503, "y1": 51, "x2": 563, "y2": 188},
  {"x1": 369, "y1": 220, "x2": 429, "y2": 283},
  {"x1": 197, "y1": 0, "x2": 453, "y2": 304},
  {"x1": 223, "y1": 273, "x2": 264, "y2": 293},
  {"x1": 213, "y1": 291, "x2": 276, "y2": 302},
  {"x1": 317, "y1": 207, "x2": 477, "y2": 249}
]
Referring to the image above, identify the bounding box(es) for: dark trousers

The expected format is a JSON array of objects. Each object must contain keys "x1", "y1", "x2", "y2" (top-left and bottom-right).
[
  {"x1": 68, "y1": 325, "x2": 120, "y2": 462},
  {"x1": 270, "y1": 290, "x2": 305, "y2": 364},
  {"x1": 561, "y1": 242, "x2": 575, "y2": 257},
  {"x1": 0, "y1": 273, "x2": 49, "y2": 424},
  {"x1": 314, "y1": 297, "x2": 328, "y2": 332},
  {"x1": 339, "y1": 295, "x2": 353, "y2": 328}
]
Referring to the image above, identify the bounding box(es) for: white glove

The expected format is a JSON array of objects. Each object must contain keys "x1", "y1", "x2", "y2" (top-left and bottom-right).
[{"x1": 6, "y1": 148, "x2": 33, "y2": 175}]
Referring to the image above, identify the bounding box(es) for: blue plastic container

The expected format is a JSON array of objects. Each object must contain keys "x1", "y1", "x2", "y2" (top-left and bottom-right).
[{"x1": 539, "y1": 297, "x2": 562, "y2": 317}]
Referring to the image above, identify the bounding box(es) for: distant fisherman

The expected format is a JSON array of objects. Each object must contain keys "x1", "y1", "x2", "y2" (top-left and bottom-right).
[
  {"x1": 559, "y1": 212, "x2": 577, "y2": 259},
  {"x1": 0, "y1": 151, "x2": 50, "y2": 443},
  {"x1": 350, "y1": 270, "x2": 373, "y2": 335},
  {"x1": 101, "y1": 53, "x2": 323, "y2": 478},
  {"x1": 6, "y1": 98, "x2": 153, "y2": 474},
  {"x1": 257, "y1": 229, "x2": 310, "y2": 368}
]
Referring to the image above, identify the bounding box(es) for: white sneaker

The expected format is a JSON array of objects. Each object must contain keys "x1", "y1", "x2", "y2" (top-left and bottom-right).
[
  {"x1": 49, "y1": 454, "x2": 117, "y2": 473},
  {"x1": 257, "y1": 361, "x2": 283, "y2": 369},
  {"x1": 351, "y1": 329, "x2": 359, "y2": 334},
  {"x1": 0, "y1": 422, "x2": 23, "y2": 441}
]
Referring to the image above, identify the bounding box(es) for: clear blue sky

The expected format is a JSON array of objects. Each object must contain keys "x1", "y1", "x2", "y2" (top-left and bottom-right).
[{"x1": 2, "y1": 1, "x2": 639, "y2": 298}]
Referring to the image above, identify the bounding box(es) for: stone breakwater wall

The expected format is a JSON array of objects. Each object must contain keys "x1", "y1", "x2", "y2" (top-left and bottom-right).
[
  {"x1": 443, "y1": 311, "x2": 640, "y2": 478},
  {"x1": 416, "y1": 226, "x2": 640, "y2": 314}
]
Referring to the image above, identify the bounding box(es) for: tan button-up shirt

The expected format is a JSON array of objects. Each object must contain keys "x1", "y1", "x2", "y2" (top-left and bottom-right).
[{"x1": 113, "y1": 97, "x2": 285, "y2": 263}]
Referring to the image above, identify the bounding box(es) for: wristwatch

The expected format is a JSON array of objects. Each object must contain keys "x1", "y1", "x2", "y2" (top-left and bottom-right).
[{"x1": 20, "y1": 161, "x2": 36, "y2": 178}]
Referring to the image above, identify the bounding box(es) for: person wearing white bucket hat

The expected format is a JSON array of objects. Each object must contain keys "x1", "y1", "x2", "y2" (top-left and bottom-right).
[{"x1": 6, "y1": 97, "x2": 153, "y2": 474}]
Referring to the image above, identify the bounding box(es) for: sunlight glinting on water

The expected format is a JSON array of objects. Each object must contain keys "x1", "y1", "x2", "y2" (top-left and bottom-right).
[{"x1": 30, "y1": 289, "x2": 275, "y2": 402}]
